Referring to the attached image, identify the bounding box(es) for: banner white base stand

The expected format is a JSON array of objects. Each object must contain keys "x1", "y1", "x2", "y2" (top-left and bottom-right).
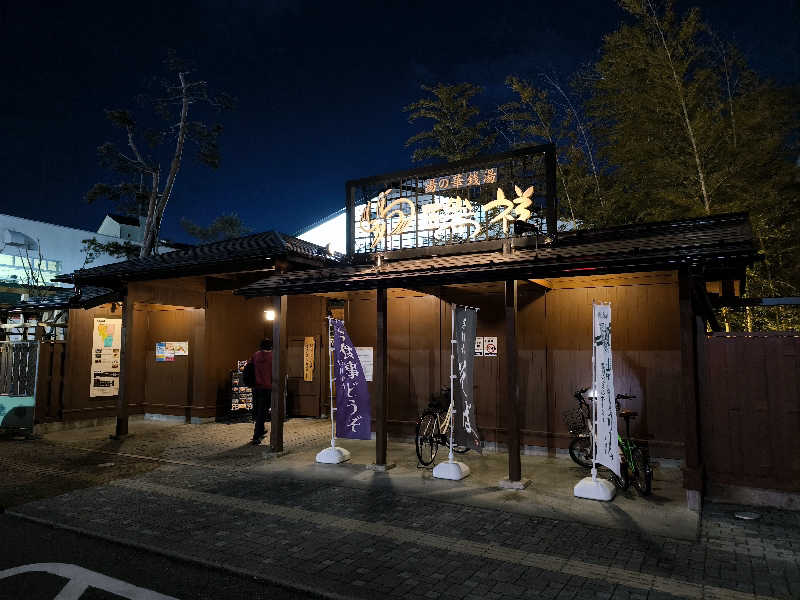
[
  {"x1": 433, "y1": 461, "x2": 470, "y2": 480},
  {"x1": 315, "y1": 446, "x2": 351, "y2": 464},
  {"x1": 574, "y1": 475, "x2": 615, "y2": 501}
]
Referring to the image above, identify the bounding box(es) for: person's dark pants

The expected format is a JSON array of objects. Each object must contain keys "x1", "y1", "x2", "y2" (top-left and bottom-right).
[{"x1": 252, "y1": 389, "x2": 272, "y2": 441}]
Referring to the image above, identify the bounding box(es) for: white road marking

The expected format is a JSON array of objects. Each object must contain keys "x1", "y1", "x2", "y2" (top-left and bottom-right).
[{"x1": 0, "y1": 563, "x2": 179, "y2": 600}]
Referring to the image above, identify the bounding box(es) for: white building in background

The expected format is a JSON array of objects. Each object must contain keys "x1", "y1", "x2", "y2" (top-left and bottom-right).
[
  {"x1": 296, "y1": 208, "x2": 348, "y2": 254},
  {"x1": 97, "y1": 214, "x2": 146, "y2": 242},
  {"x1": 0, "y1": 213, "x2": 144, "y2": 289}
]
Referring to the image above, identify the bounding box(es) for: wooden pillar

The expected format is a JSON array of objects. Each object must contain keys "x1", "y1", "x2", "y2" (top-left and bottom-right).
[
  {"x1": 114, "y1": 289, "x2": 132, "y2": 438},
  {"x1": 375, "y1": 286, "x2": 388, "y2": 467},
  {"x1": 270, "y1": 294, "x2": 288, "y2": 452},
  {"x1": 678, "y1": 269, "x2": 704, "y2": 510},
  {"x1": 505, "y1": 279, "x2": 521, "y2": 481}
]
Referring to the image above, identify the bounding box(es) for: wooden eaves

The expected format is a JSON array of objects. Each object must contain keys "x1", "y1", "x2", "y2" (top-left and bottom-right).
[{"x1": 236, "y1": 213, "x2": 759, "y2": 298}]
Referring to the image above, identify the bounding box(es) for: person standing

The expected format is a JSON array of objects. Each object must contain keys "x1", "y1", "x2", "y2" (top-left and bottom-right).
[{"x1": 248, "y1": 338, "x2": 273, "y2": 444}]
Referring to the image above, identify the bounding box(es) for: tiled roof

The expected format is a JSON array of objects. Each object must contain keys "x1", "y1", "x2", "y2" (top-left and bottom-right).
[
  {"x1": 237, "y1": 213, "x2": 758, "y2": 297},
  {"x1": 56, "y1": 231, "x2": 340, "y2": 286},
  {"x1": 2, "y1": 286, "x2": 119, "y2": 311}
]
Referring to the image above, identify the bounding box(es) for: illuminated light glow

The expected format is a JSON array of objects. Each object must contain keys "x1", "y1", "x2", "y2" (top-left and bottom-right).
[
  {"x1": 421, "y1": 196, "x2": 480, "y2": 239},
  {"x1": 359, "y1": 189, "x2": 417, "y2": 249},
  {"x1": 358, "y1": 185, "x2": 537, "y2": 249},
  {"x1": 265, "y1": 309, "x2": 275, "y2": 321},
  {"x1": 421, "y1": 167, "x2": 496, "y2": 193}
]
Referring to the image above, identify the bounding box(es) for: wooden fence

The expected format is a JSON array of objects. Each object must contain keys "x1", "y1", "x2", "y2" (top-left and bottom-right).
[
  {"x1": 35, "y1": 341, "x2": 66, "y2": 422},
  {"x1": 700, "y1": 332, "x2": 800, "y2": 493},
  {"x1": 0, "y1": 341, "x2": 38, "y2": 396}
]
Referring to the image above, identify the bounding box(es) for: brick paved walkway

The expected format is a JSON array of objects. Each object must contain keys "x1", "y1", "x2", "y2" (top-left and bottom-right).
[
  {"x1": 44, "y1": 418, "x2": 331, "y2": 468},
  {"x1": 8, "y1": 451, "x2": 799, "y2": 600}
]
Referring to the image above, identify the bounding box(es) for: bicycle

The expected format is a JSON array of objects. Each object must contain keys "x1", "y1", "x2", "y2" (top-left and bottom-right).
[
  {"x1": 415, "y1": 387, "x2": 470, "y2": 466},
  {"x1": 564, "y1": 388, "x2": 653, "y2": 495}
]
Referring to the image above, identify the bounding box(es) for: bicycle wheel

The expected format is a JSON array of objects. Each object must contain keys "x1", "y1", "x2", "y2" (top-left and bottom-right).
[
  {"x1": 610, "y1": 460, "x2": 629, "y2": 490},
  {"x1": 415, "y1": 410, "x2": 440, "y2": 466},
  {"x1": 631, "y1": 447, "x2": 653, "y2": 496},
  {"x1": 569, "y1": 436, "x2": 593, "y2": 468}
]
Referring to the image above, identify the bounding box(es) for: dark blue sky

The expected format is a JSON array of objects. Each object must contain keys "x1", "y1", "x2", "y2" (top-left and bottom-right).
[{"x1": 1, "y1": 1, "x2": 798, "y2": 243}]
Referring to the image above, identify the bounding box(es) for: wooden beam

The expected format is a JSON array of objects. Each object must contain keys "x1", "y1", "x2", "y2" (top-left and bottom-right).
[
  {"x1": 375, "y1": 286, "x2": 388, "y2": 466},
  {"x1": 679, "y1": 269, "x2": 704, "y2": 509},
  {"x1": 528, "y1": 278, "x2": 553, "y2": 289},
  {"x1": 114, "y1": 289, "x2": 132, "y2": 438},
  {"x1": 505, "y1": 279, "x2": 521, "y2": 481},
  {"x1": 270, "y1": 294, "x2": 288, "y2": 452}
]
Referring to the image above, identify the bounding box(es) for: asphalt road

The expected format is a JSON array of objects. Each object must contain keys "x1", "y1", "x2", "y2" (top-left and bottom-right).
[{"x1": 0, "y1": 515, "x2": 317, "y2": 600}]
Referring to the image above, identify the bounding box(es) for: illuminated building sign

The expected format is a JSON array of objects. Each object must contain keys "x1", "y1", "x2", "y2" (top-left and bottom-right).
[
  {"x1": 346, "y1": 144, "x2": 558, "y2": 254},
  {"x1": 358, "y1": 185, "x2": 537, "y2": 250},
  {"x1": 422, "y1": 168, "x2": 496, "y2": 193}
]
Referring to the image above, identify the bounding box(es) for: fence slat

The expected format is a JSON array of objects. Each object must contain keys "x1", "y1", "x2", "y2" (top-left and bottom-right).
[{"x1": 702, "y1": 333, "x2": 800, "y2": 492}]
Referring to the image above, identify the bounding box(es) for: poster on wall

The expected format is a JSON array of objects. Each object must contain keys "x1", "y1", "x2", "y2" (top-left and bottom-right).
[
  {"x1": 474, "y1": 336, "x2": 484, "y2": 356},
  {"x1": 592, "y1": 302, "x2": 620, "y2": 478},
  {"x1": 155, "y1": 342, "x2": 175, "y2": 362},
  {"x1": 170, "y1": 341, "x2": 189, "y2": 356},
  {"x1": 89, "y1": 318, "x2": 121, "y2": 397},
  {"x1": 303, "y1": 336, "x2": 315, "y2": 382},
  {"x1": 483, "y1": 336, "x2": 498, "y2": 357},
  {"x1": 355, "y1": 347, "x2": 373, "y2": 382}
]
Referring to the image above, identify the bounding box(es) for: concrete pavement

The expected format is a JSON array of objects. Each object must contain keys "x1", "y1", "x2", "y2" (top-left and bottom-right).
[{"x1": 2, "y1": 418, "x2": 798, "y2": 599}]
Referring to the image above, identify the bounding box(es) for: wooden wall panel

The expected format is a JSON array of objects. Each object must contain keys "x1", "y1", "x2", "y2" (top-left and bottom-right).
[
  {"x1": 345, "y1": 290, "x2": 377, "y2": 420},
  {"x1": 62, "y1": 304, "x2": 134, "y2": 422},
  {"x1": 517, "y1": 285, "x2": 547, "y2": 445},
  {"x1": 407, "y1": 293, "x2": 442, "y2": 422},
  {"x1": 702, "y1": 333, "x2": 800, "y2": 492},
  {"x1": 140, "y1": 307, "x2": 200, "y2": 418},
  {"x1": 387, "y1": 293, "x2": 411, "y2": 423},
  {"x1": 286, "y1": 295, "x2": 327, "y2": 417},
  {"x1": 544, "y1": 281, "x2": 683, "y2": 456},
  {"x1": 35, "y1": 341, "x2": 66, "y2": 422},
  {"x1": 205, "y1": 292, "x2": 268, "y2": 416}
]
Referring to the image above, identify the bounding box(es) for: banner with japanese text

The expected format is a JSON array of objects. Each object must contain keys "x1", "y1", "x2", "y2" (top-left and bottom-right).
[
  {"x1": 592, "y1": 302, "x2": 620, "y2": 477},
  {"x1": 332, "y1": 319, "x2": 371, "y2": 440},
  {"x1": 453, "y1": 306, "x2": 481, "y2": 452}
]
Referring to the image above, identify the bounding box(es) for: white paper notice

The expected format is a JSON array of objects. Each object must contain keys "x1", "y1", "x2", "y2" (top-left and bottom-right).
[
  {"x1": 356, "y1": 347, "x2": 373, "y2": 382},
  {"x1": 592, "y1": 302, "x2": 620, "y2": 477},
  {"x1": 90, "y1": 317, "x2": 122, "y2": 397},
  {"x1": 483, "y1": 336, "x2": 497, "y2": 357},
  {"x1": 474, "y1": 336, "x2": 484, "y2": 356}
]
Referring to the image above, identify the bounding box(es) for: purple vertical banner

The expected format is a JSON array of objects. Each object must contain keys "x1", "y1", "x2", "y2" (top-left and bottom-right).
[{"x1": 332, "y1": 319, "x2": 372, "y2": 440}]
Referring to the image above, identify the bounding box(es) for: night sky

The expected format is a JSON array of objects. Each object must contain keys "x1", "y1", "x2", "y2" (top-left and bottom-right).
[{"x1": 1, "y1": 1, "x2": 798, "y2": 243}]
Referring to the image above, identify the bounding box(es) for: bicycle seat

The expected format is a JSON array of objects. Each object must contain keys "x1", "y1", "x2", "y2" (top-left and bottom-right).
[{"x1": 619, "y1": 409, "x2": 638, "y2": 419}]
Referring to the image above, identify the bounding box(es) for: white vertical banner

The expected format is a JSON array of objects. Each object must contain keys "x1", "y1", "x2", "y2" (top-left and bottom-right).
[{"x1": 592, "y1": 302, "x2": 620, "y2": 477}]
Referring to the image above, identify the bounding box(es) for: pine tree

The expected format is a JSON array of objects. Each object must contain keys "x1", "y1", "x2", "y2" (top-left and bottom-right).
[
  {"x1": 180, "y1": 212, "x2": 251, "y2": 243},
  {"x1": 404, "y1": 83, "x2": 496, "y2": 163},
  {"x1": 86, "y1": 50, "x2": 233, "y2": 258}
]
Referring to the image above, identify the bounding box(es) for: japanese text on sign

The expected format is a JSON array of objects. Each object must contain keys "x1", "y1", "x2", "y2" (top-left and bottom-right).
[
  {"x1": 359, "y1": 184, "x2": 536, "y2": 250},
  {"x1": 592, "y1": 302, "x2": 620, "y2": 478}
]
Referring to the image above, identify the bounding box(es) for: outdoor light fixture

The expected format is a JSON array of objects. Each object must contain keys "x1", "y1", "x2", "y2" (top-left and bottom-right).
[{"x1": 265, "y1": 309, "x2": 275, "y2": 321}]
